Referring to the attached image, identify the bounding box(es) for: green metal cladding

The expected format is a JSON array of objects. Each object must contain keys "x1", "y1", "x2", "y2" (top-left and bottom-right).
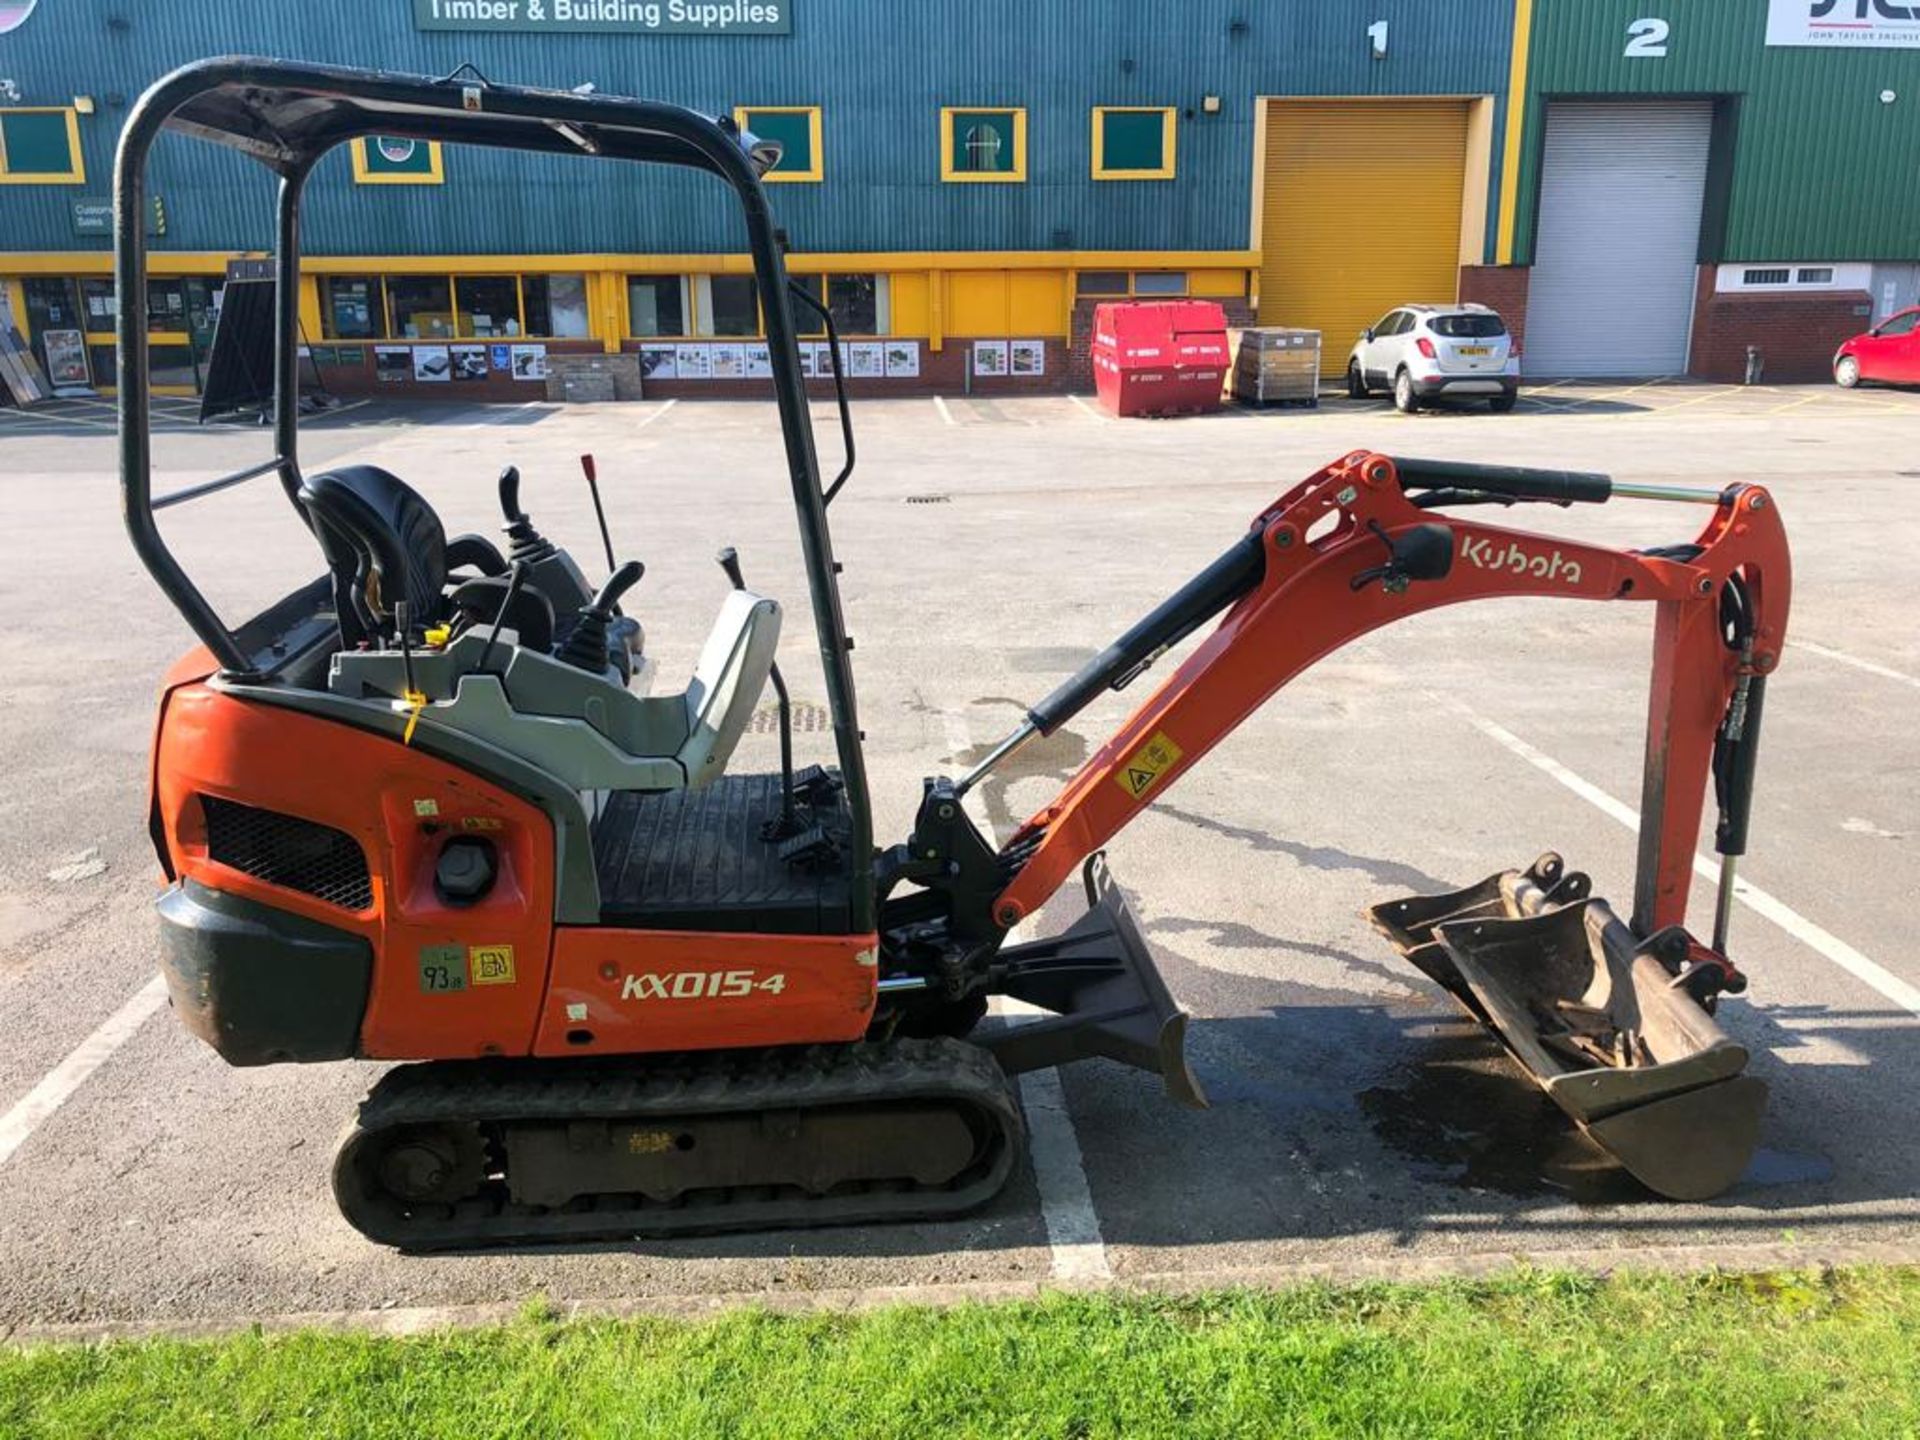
[{"x1": 1516, "y1": 0, "x2": 1920, "y2": 263}]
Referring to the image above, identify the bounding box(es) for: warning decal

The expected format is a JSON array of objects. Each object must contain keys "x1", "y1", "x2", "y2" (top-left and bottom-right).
[
  {"x1": 1116, "y1": 732, "x2": 1185, "y2": 800},
  {"x1": 469, "y1": 944, "x2": 517, "y2": 986}
]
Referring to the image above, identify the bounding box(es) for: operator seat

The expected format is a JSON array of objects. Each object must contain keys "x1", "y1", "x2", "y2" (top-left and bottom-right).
[{"x1": 298, "y1": 465, "x2": 506, "y2": 647}]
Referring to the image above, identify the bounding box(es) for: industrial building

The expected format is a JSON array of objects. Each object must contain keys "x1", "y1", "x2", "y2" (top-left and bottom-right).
[{"x1": 1, "y1": 0, "x2": 1915, "y2": 399}]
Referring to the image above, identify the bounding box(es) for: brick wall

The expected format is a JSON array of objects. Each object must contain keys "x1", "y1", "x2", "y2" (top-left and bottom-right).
[
  {"x1": 1458, "y1": 266, "x2": 1531, "y2": 355},
  {"x1": 1686, "y1": 267, "x2": 1872, "y2": 383}
]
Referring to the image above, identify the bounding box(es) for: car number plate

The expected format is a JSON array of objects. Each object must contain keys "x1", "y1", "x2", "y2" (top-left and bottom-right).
[{"x1": 1459, "y1": 345, "x2": 1491, "y2": 356}]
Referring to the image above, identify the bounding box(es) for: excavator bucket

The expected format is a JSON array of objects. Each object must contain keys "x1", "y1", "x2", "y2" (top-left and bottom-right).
[{"x1": 1369, "y1": 856, "x2": 1765, "y2": 1201}]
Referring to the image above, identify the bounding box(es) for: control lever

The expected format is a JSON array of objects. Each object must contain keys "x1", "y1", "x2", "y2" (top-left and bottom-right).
[
  {"x1": 717, "y1": 547, "x2": 802, "y2": 840},
  {"x1": 554, "y1": 560, "x2": 645, "y2": 673},
  {"x1": 498, "y1": 465, "x2": 559, "y2": 566}
]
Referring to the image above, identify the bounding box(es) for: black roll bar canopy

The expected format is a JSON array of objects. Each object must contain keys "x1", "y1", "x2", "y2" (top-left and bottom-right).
[{"x1": 115, "y1": 57, "x2": 874, "y2": 929}]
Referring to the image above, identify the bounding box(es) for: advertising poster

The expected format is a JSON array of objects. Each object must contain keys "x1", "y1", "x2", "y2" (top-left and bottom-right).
[
  {"x1": 489, "y1": 343, "x2": 512, "y2": 372},
  {"x1": 510, "y1": 344, "x2": 549, "y2": 381},
  {"x1": 884, "y1": 341, "x2": 920, "y2": 378},
  {"x1": 413, "y1": 345, "x2": 452, "y2": 382},
  {"x1": 972, "y1": 340, "x2": 1010, "y2": 377},
  {"x1": 375, "y1": 346, "x2": 412, "y2": 383},
  {"x1": 849, "y1": 342, "x2": 886, "y2": 378},
  {"x1": 451, "y1": 344, "x2": 488, "y2": 381},
  {"x1": 1010, "y1": 339, "x2": 1047, "y2": 377},
  {"x1": 638, "y1": 345, "x2": 678, "y2": 381},
  {"x1": 1766, "y1": 0, "x2": 1919, "y2": 46},
  {"x1": 746, "y1": 343, "x2": 773, "y2": 378},
  {"x1": 41, "y1": 330, "x2": 90, "y2": 388},
  {"x1": 711, "y1": 344, "x2": 747, "y2": 380},
  {"x1": 675, "y1": 344, "x2": 713, "y2": 379}
]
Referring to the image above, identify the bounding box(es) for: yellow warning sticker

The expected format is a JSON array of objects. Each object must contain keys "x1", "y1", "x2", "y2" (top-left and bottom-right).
[
  {"x1": 469, "y1": 944, "x2": 516, "y2": 986},
  {"x1": 1117, "y1": 731, "x2": 1184, "y2": 800}
]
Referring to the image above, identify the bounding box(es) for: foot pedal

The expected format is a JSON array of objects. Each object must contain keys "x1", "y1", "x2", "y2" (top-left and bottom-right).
[
  {"x1": 789, "y1": 764, "x2": 842, "y2": 807},
  {"x1": 1371, "y1": 859, "x2": 1764, "y2": 1201},
  {"x1": 776, "y1": 823, "x2": 839, "y2": 870}
]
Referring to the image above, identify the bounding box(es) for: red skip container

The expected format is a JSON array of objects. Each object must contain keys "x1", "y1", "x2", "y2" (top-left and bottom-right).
[{"x1": 1090, "y1": 300, "x2": 1230, "y2": 417}]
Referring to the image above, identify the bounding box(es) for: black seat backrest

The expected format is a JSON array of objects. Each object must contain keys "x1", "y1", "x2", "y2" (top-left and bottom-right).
[{"x1": 297, "y1": 466, "x2": 447, "y2": 645}]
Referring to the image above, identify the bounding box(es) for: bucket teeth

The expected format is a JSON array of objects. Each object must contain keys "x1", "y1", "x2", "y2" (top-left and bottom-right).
[{"x1": 1370, "y1": 859, "x2": 1763, "y2": 1201}]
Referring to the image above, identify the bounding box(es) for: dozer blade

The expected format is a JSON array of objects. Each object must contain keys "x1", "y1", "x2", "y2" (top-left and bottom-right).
[
  {"x1": 1372, "y1": 860, "x2": 1764, "y2": 1201},
  {"x1": 982, "y1": 852, "x2": 1208, "y2": 1110}
]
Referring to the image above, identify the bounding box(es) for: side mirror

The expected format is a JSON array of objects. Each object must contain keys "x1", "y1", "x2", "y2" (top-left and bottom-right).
[{"x1": 1362, "y1": 328, "x2": 1375, "y2": 342}]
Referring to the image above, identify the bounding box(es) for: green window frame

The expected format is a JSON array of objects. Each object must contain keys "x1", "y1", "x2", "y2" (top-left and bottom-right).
[
  {"x1": 941, "y1": 107, "x2": 1027, "y2": 183},
  {"x1": 0, "y1": 108, "x2": 86, "y2": 185},
  {"x1": 732, "y1": 106, "x2": 823, "y2": 183},
  {"x1": 1091, "y1": 106, "x2": 1176, "y2": 181}
]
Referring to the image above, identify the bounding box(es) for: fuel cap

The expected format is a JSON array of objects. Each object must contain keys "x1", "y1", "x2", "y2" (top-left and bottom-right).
[{"x1": 435, "y1": 837, "x2": 497, "y2": 904}]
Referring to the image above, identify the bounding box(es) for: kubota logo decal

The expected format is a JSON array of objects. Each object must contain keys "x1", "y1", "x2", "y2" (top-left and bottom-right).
[
  {"x1": 1459, "y1": 535, "x2": 1583, "y2": 586},
  {"x1": 620, "y1": 970, "x2": 787, "y2": 1001}
]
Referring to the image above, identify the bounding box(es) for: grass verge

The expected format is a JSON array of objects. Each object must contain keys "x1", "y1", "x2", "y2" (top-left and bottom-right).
[{"x1": 2, "y1": 1267, "x2": 1917, "y2": 1439}]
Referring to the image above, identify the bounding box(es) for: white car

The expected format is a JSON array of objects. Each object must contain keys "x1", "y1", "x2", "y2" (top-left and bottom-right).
[{"x1": 1346, "y1": 303, "x2": 1520, "y2": 413}]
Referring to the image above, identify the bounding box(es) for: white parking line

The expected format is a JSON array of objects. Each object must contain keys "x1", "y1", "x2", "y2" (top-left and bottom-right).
[
  {"x1": 941, "y1": 707, "x2": 1112, "y2": 1281},
  {"x1": 0, "y1": 975, "x2": 169, "y2": 1172},
  {"x1": 932, "y1": 395, "x2": 958, "y2": 427},
  {"x1": 1451, "y1": 703, "x2": 1920, "y2": 1019},
  {"x1": 1789, "y1": 638, "x2": 1920, "y2": 691},
  {"x1": 633, "y1": 398, "x2": 678, "y2": 428},
  {"x1": 1068, "y1": 393, "x2": 1108, "y2": 421}
]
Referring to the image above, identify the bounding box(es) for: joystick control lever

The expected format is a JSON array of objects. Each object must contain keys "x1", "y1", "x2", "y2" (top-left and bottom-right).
[
  {"x1": 555, "y1": 560, "x2": 645, "y2": 673},
  {"x1": 498, "y1": 465, "x2": 559, "y2": 567}
]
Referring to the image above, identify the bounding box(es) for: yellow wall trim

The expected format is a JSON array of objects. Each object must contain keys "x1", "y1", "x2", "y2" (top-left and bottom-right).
[
  {"x1": 1496, "y1": 0, "x2": 1535, "y2": 265},
  {"x1": 350, "y1": 138, "x2": 445, "y2": 185},
  {"x1": 732, "y1": 106, "x2": 824, "y2": 183},
  {"x1": 940, "y1": 107, "x2": 1028, "y2": 183},
  {"x1": 0, "y1": 108, "x2": 86, "y2": 185},
  {"x1": 1091, "y1": 107, "x2": 1177, "y2": 181}
]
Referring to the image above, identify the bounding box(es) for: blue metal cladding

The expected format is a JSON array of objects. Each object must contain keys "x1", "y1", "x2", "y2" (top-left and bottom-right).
[{"x1": 0, "y1": 0, "x2": 1515, "y2": 258}]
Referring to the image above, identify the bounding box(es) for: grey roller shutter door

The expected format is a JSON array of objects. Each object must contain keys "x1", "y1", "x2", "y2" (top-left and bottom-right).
[{"x1": 1525, "y1": 102, "x2": 1712, "y2": 378}]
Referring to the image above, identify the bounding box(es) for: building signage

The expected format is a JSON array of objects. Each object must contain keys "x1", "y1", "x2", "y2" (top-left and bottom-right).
[
  {"x1": 412, "y1": 0, "x2": 790, "y2": 34},
  {"x1": 0, "y1": 1, "x2": 38, "y2": 37},
  {"x1": 1766, "y1": 0, "x2": 1920, "y2": 47},
  {"x1": 70, "y1": 196, "x2": 167, "y2": 238}
]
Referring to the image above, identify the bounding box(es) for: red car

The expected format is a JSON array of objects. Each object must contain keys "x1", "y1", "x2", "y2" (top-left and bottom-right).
[{"x1": 1834, "y1": 306, "x2": 1920, "y2": 388}]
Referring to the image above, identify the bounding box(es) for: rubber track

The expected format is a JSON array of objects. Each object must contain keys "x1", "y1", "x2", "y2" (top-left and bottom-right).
[{"x1": 333, "y1": 1036, "x2": 1023, "y2": 1250}]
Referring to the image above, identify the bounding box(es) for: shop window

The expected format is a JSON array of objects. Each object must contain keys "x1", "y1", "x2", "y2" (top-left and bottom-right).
[
  {"x1": 455, "y1": 275, "x2": 523, "y2": 337},
  {"x1": 350, "y1": 137, "x2": 445, "y2": 185},
  {"x1": 1742, "y1": 268, "x2": 1791, "y2": 286},
  {"x1": 827, "y1": 274, "x2": 879, "y2": 334},
  {"x1": 387, "y1": 276, "x2": 455, "y2": 339},
  {"x1": 322, "y1": 277, "x2": 384, "y2": 340},
  {"x1": 79, "y1": 277, "x2": 117, "y2": 327},
  {"x1": 733, "y1": 106, "x2": 823, "y2": 183},
  {"x1": 0, "y1": 109, "x2": 86, "y2": 184},
  {"x1": 627, "y1": 275, "x2": 688, "y2": 337},
  {"x1": 1075, "y1": 271, "x2": 1129, "y2": 298},
  {"x1": 1091, "y1": 107, "x2": 1176, "y2": 181},
  {"x1": 941, "y1": 108, "x2": 1027, "y2": 183},
  {"x1": 1796, "y1": 267, "x2": 1834, "y2": 285},
  {"x1": 704, "y1": 276, "x2": 760, "y2": 336},
  {"x1": 1132, "y1": 272, "x2": 1188, "y2": 297},
  {"x1": 525, "y1": 274, "x2": 591, "y2": 338},
  {"x1": 146, "y1": 278, "x2": 189, "y2": 334}
]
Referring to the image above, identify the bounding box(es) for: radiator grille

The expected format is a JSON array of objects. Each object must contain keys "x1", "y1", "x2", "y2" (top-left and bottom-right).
[{"x1": 201, "y1": 797, "x2": 373, "y2": 911}]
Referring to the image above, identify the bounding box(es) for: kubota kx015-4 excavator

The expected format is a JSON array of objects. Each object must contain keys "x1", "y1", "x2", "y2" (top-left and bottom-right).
[{"x1": 120, "y1": 60, "x2": 1789, "y2": 1247}]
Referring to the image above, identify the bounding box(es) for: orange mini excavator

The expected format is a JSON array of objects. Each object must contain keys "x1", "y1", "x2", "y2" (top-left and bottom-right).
[{"x1": 120, "y1": 60, "x2": 1790, "y2": 1247}]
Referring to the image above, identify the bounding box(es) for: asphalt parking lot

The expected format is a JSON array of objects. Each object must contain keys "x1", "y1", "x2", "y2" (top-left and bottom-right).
[{"x1": 1, "y1": 381, "x2": 1916, "y2": 1333}]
